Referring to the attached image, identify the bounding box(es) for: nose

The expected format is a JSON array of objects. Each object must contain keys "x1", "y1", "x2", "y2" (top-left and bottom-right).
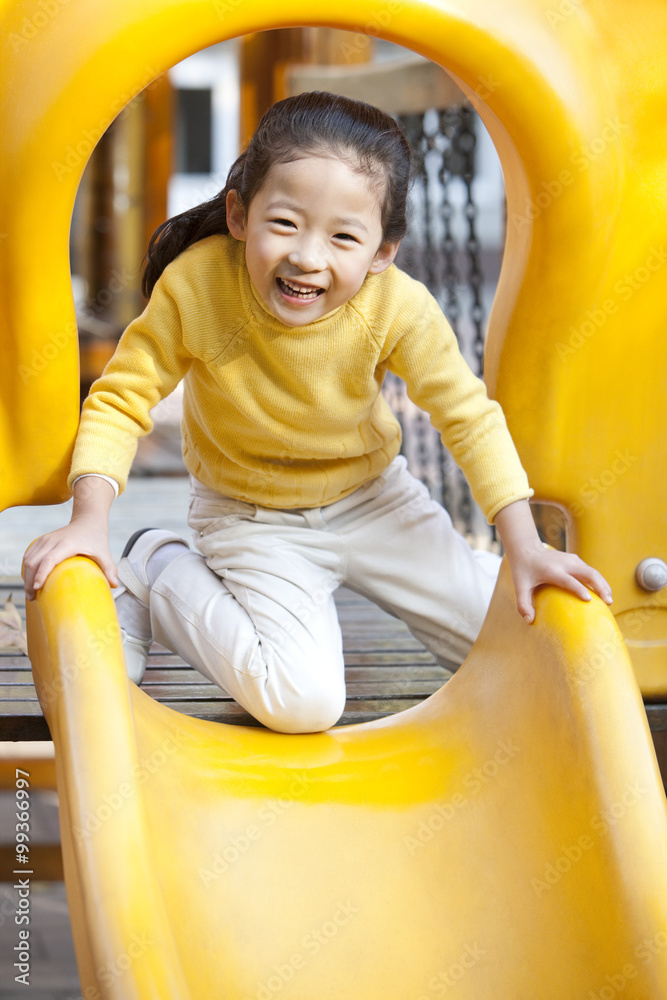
[{"x1": 287, "y1": 237, "x2": 326, "y2": 272}]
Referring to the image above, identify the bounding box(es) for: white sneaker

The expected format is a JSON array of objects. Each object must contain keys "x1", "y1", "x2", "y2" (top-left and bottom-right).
[{"x1": 115, "y1": 528, "x2": 188, "y2": 684}]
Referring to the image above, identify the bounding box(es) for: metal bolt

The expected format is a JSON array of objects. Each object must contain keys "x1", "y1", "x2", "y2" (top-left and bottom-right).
[{"x1": 635, "y1": 558, "x2": 667, "y2": 592}]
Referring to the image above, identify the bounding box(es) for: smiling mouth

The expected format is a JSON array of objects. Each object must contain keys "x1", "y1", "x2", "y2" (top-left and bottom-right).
[{"x1": 276, "y1": 277, "x2": 324, "y2": 300}]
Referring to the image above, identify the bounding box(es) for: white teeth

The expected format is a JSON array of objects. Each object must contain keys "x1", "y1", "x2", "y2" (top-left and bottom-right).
[{"x1": 279, "y1": 277, "x2": 322, "y2": 299}]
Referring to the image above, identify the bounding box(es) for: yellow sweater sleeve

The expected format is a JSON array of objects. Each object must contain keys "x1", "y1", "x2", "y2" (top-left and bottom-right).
[
  {"x1": 68, "y1": 266, "x2": 194, "y2": 495},
  {"x1": 378, "y1": 271, "x2": 533, "y2": 523}
]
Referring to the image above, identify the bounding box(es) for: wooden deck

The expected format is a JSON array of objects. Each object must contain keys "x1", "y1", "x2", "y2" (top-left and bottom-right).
[
  {"x1": 2, "y1": 580, "x2": 666, "y2": 743},
  {"x1": 0, "y1": 581, "x2": 454, "y2": 740}
]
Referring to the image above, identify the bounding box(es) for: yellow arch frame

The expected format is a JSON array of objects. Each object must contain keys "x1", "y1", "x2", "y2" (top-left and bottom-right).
[
  {"x1": 1, "y1": 0, "x2": 665, "y2": 692},
  {"x1": 3, "y1": 2, "x2": 667, "y2": 997}
]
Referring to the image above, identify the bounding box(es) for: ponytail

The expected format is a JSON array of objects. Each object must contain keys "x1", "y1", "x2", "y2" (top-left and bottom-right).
[{"x1": 141, "y1": 155, "x2": 246, "y2": 298}]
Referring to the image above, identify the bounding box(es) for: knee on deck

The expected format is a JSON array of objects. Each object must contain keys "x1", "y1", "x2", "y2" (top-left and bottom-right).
[{"x1": 258, "y1": 681, "x2": 347, "y2": 735}]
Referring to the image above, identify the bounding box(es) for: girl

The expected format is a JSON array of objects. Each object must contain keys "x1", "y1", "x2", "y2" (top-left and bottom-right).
[{"x1": 23, "y1": 91, "x2": 612, "y2": 733}]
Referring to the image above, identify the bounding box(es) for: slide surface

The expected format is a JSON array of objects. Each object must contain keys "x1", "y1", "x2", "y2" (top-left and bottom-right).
[{"x1": 26, "y1": 556, "x2": 667, "y2": 998}]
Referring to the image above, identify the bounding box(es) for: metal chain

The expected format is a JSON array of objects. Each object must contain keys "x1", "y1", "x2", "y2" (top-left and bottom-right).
[
  {"x1": 459, "y1": 105, "x2": 486, "y2": 373},
  {"x1": 391, "y1": 105, "x2": 491, "y2": 542},
  {"x1": 437, "y1": 107, "x2": 461, "y2": 338}
]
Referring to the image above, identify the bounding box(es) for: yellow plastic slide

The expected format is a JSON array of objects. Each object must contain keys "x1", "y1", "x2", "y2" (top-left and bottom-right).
[
  {"x1": 2, "y1": 0, "x2": 667, "y2": 995},
  {"x1": 25, "y1": 555, "x2": 667, "y2": 998}
]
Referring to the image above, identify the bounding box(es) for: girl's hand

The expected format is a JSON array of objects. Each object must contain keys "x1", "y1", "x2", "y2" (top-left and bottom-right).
[
  {"x1": 503, "y1": 538, "x2": 613, "y2": 623},
  {"x1": 494, "y1": 499, "x2": 613, "y2": 624},
  {"x1": 22, "y1": 518, "x2": 118, "y2": 601},
  {"x1": 22, "y1": 476, "x2": 118, "y2": 601}
]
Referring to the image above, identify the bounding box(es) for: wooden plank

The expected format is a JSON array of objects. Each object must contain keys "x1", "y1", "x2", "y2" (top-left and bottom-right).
[
  {"x1": 0, "y1": 699, "x2": 44, "y2": 716},
  {"x1": 0, "y1": 654, "x2": 31, "y2": 665},
  {"x1": 157, "y1": 701, "x2": 426, "y2": 727},
  {"x1": 140, "y1": 682, "x2": 444, "y2": 703},
  {"x1": 0, "y1": 665, "x2": 449, "y2": 689},
  {"x1": 141, "y1": 649, "x2": 439, "y2": 667},
  {"x1": 144, "y1": 665, "x2": 446, "y2": 684},
  {"x1": 3, "y1": 582, "x2": 667, "y2": 743},
  {"x1": 0, "y1": 666, "x2": 444, "y2": 685}
]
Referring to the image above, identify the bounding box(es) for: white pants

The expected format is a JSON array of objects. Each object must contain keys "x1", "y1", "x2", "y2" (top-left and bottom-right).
[{"x1": 149, "y1": 457, "x2": 500, "y2": 734}]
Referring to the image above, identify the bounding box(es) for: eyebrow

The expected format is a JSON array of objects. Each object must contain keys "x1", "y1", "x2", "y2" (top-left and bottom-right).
[
  {"x1": 265, "y1": 201, "x2": 370, "y2": 235},
  {"x1": 333, "y1": 217, "x2": 370, "y2": 235}
]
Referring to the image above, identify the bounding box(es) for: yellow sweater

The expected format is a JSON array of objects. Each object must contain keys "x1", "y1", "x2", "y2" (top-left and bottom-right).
[{"x1": 70, "y1": 235, "x2": 532, "y2": 522}]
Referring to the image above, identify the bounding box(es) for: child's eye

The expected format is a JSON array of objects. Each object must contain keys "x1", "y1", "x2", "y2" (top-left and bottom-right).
[
  {"x1": 272, "y1": 218, "x2": 296, "y2": 229},
  {"x1": 334, "y1": 233, "x2": 359, "y2": 243}
]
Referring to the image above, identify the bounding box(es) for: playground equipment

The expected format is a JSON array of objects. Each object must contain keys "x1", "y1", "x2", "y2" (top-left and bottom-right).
[{"x1": 1, "y1": 0, "x2": 666, "y2": 996}]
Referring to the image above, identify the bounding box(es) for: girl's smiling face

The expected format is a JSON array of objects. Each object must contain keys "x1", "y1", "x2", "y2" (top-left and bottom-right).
[{"x1": 226, "y1": 155, "x2": 399, "y2": 327}]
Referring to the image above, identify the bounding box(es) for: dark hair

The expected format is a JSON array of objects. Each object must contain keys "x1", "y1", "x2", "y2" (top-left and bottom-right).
[{"x1": 142, "y1": 91, "x2": 411, "y2": 297}]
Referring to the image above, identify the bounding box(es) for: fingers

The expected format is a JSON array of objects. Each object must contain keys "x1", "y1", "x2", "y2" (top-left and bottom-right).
[
  {"x1": 513, "y1": 553, "x2": 614, "y2": 626},
  {"x1": 98, "y1": 554, "x2": 119, "y2": 589},
  {"x1": 22, "y1": 533, "x2": 118, "y2": 600},
  {"x1": 550, "y1": 554, "x2": 613, "y2": 605},
  {"x1": 21, "y1": 546, "x2": 36, "y2": 598},
  {"x1": 514, "y1": 583, "x2": 536, "y2": 624},
  {"x1": 573, "y1": 562, "x2": 613, "y2": 605},
  {"x1": 556, "y1": 570, "x2": 594, "y2": 604},
  {"x1": 22, "y1": 537, "x2": 62, "y2": 600},
  {"x1": 22, "y1": 539, "x2": 46, "y2": 600}
]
